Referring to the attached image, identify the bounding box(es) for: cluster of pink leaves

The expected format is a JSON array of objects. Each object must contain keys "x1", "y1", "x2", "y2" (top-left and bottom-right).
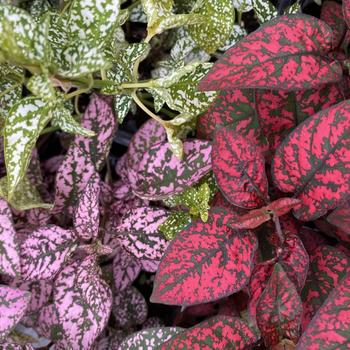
[{"x1": 1, "y1": 7, "x2": 350, "y2": 350}]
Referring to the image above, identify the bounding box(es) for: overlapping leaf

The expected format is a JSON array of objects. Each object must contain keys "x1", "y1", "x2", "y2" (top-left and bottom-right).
[
  {"x1": 159, "y1": 316, "x2": 258, "y2": 349},
  {"x1": 0, "y1": 198, "x2": 20, "y2": 277},
  {"x1": 257, "y1": 263, "x2": 303, "y2": 347},
  {"x1": 118, "y1": 327, "x2": 182, "y2": 350},
  {"x1": 0, "y1": 285, "x2": 30, "y2": 340},
  {"x1": 301, "y1": 245, "x2": 349, "y2": 330},
  {"x1": 20, "y1": 225, "x2": 77, "y2": 281},
  {"x1": 212, "y1": 126, "x2": 268, "y2": 208},
  {"x1": 297, "y1": 271, "x2": 350, "y2": 349},
  {"x1": 133, "y1": 139, "x2": 212, "y2": 200},
  {"x1": 272, "y1": 100, "x2": 350, "y2": 221},
  {"x1": 199, "y1": 15, "x2": 342, "y2": 91},
  {"x1": 327, "y1": 201, "x2": 350, "y2": 234},
  {"x1": 151, "y1": 210, "x2": 257, "y2": 306},
  {"x1": 53, "y1": 256, "x2": 113, "y2": 350}
]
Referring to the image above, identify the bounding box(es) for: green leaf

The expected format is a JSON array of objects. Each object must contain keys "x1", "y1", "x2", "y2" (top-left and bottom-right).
[
  {"x1": 51, "y1": 105, "x2": 95, "y2": 137},
  {"x1": 153, "y1": 13, "x2": 204, "y2": 35},
  {"x1": 48, "y1": 13, "x2": 69, "y2": 61},
  {"x1": 158, "y1": 211, "x2": 192, "y2": 240},
  {"x1": 285, "y1": 1, "x2": 300, "y2": 14},
  {"x1": 113, "y1": 94, "x2": 133, "y2": 123},
  {"x1": 32, "y1": 11, "x2": 51, "y2": 63},
  {"x1": 252, "y1": 0, "x2": 277, "y2": 23},
  {"x1": 188, "y1": 0, "x2": 235, "y2": 53},
  {"x1": 0, "y1": 176, "x2": 52, "y2": 210},
  {"x1": 29, "y1": 0, "x2": 52, "y2": 20},
  {"x1": 0, "y1": 79, "x2": 22, "y2": 120},
  {"x1": 219, "y1": 24, "x2": 247, "y2": 51},
  {"x1": 232, "y1": 0, "x2": 253, "y2": 12},
  {"x1": 68, "y1": 0, "x2": 120, "y2": 44},
  {"x1": 26, "y1": 74, "x2": 56, "y2": 101},
  {"x1": 129, "y1": 3, "x2": 147, "y2": 23},
  {"x1": 57, "y1": 40, "x2": 110, "y2": 78},
  {"x1": 141, "y1": 0, "x2": 173, "y2": 28},
  {"x1": 4, "y1": 97, "x2": 52, "y2": 197}
]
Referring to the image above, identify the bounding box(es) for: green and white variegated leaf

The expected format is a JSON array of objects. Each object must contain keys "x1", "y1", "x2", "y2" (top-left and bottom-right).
[
  {"x1": 141, "y1": 0, "x2": 173, "y2": 28},
  {"x1": 0, "y1": 79, "x2": 22, "y2": 119},
  {"x1": 32, "y1": 11, "x2": 51, "y2": 63},
  {"x1": 231, "y1": 0, "x2": 253, "y2": 12},
  {"x1": 153, "y1": 13, "x2": 204, "y2": 35},
  {"x1": 219, "y1": 24, "x2": 247, "y2": 51},
  {"x1": 285, "y1": 1, "x2": 300, "y2": 14},
  {"x1": 151, "y1": 59, "x2": 183, "y2": 79},
  {"x1": 48, "y1": 13, "x2": 69, "y2": 60},
  {"x1": 29, "y1": 0, "x2": 52, "y2": 20},
  {"x1": 26, "y1": 74, "x2": 56, "y2": 101},
  {"x1": 188, "y1": 0, "x2": 235, "y2": 54},
  {"x1": 158, "y1": 211, "x2": 192, "y2": 240},
  {"x1": 4, "y1": 97, "x2": 52, "y2": 197},
  {"x1": 57, "y1": 40, "x2": 110, "y2": 78},
  {"x1": 0, "y1": 5, "x2": 38, "y2": 65},
  {"x1": 171, "y1": 27, "x2": 197, "y2": 62},
  {"x1": 146, "y1": 88, "x2": 165, "y2": 112},
  {"x1": 113, "y1": 94, "x2": 132, "y2": 123},
  {"x1": 68, "y1": 0, "x2": 120, "y2": 44},
  {"x1": 252, "y1": 0, "x2": 277, "y2": 23},
  {"x1": 117, "y1": 8, "x2": 129, "y2": 26},
  {"x1": 151, "y1": 62, "x2": 218, "y2": 116},
  {"x1": 51, "y1": 104, "x2": 95, "y2": 137},
  {"x1": 165, "y1": 126, "x2": 184, "y2": 159},
  {"x1": 0, "y1": 63, "x2": 24, "y2": 79},
  {"x1": 0, "y1": 176, "x2": 52, "y2": 210},
  {"x1": 129, "y1": 3, "x2": 147, "y2": 23}
]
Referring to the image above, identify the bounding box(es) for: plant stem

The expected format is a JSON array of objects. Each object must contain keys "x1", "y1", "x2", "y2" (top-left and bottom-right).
[
  {"x1": 64, "y1": 75, "x2": 94, "y2": 100},
  {"x1": 237, "y1": 10, "x2": 242, "y2": 25},
  {"x1": 140, "y1": 96, "x2": 176, "y2": 118},
  {"x1": 121, "y1": 80, "x2": 155, "y2": 89},
  {"x1": 272, "y1": 214, "x2": 285, "y2": 245}
]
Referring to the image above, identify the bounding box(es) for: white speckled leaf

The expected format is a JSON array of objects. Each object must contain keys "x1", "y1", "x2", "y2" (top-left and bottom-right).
[
  {"x1": 130, "y1": 3, "x2": 147, "y2": 22},
  {"x1": 48, "y1": 13, "x2": 69, "y2": 60},
  {"x1": 188, "y1": 0, "x2": 235, "y2": 53},
  {"x1": 219, "y1": 24, "x2": 247, "y2": 51},
  {"x1": 0, "y1": 79, "x2": 22, "y2": 121},
  {"x1": 252, "y1": 0, "x2": 277, "y2": 23},
  {"x1": 26, "y1": 74, "x2": 55, "y2": 101},
  {"x1": 231, "y1": 0, "x2": 253, "y2": 12},
  {"x1": 118, "y1": 327, "x2": 183, "y2": 350},
  {"x1": 141, "y1": 0, "x2": 173, "y2": 28},
  {"x1": 113, "y1": 94, "x2": 132, "y2": 123},
  {"x1": 4, "y1": 97, "x2": 52, "y2": 197},
  {"x1": 154, "y1": 13, "x2": 204, "y2": 35},
  {"x1": 0, "y1": 198, "x2": 20, "y2": 278},
  {"x1": 68, "y1": 0, "x2": 120, "y2": 44}
]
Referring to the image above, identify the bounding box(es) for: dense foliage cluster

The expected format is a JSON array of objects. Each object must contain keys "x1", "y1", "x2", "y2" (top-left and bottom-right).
[{"x1": 0, "y1": 0, "x2": 349, "y2": 349}]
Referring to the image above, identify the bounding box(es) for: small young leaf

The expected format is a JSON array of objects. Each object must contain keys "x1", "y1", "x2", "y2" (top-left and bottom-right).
[
  {"x1": 26, "y1": 74, "x2": 56, "y2": 101},
  {"x1": 0, "y1": 285, "x2": 30, "y2": 340},
  {"x1": 151, "y1": 210, "x2": 257, "y2": 306},
  {"x1": 159, "y1": 316, "x2": 258, "y2": 349},
  {"x1": 257, "y1": 263, "x2": 303, "y2": 347},
  {"x1": 158, "y1": 211, "x2": 192, "y2": 240},
  {"x1": 188, "y1": 0, "x2": 235, "y2": 54},
  {"x1": 20, "y1": 225, "x2": 77, "y2": 281},
  {"x1": 212, "y1": 126, "x2": 268, "y2": 208},
  {"x1": 272, "y1": 100, "x2": 350, "y2": 221}
]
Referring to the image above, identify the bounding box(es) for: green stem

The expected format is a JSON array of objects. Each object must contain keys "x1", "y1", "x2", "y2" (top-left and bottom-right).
[
  {"x1": 121, "y1": 80, "x2": 155, "y2": 89},
  {"x1": 237, "y1": 10, "x2": 242, "y2": 25},
  {"x1": 40, "y1": 126, "x2": 60, "y2": 135},
  {"x1": 132, "y1": 33, "x2": 154, "y2": 80},
  {"x1": 64, "y1": 75, "x2": 94, "y2": 99},
  {"x1": 140, "y1": 97, "x2": 176, "y2": 118}
]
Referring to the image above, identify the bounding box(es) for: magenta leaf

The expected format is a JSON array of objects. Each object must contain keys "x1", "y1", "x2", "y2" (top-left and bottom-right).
[
  {"x1": 132, "y1": 139, "x2": 212, "y2": 200},
  {"x1": 0, "y1": 285, "x2": 31, "y2": 339},
  {"x1": 20, "y1": 225, "x2": 77, "y2": 281},
  {"x1": 113, "y1": 286, "x2": 148, "y2": 328},
  {"x1": 117, "y1": 207, "x2": 169, "y2": 263},
  {"x1": 327, "y1": 201, "x2": 350, "y2": 234},
  {"x1": 53, "y1": 255, "x2": 113, "y2": 349},
  {"x1": 73, "y1": 174, "x2": 100, "y2": 241},
  {"x1": 151, "y1": 209, "x2": 258, "y2": 306},
  {"x1": 0, "y1": 198, "x2": 21, "y2": 277},
  {"x1": 212, "y1": 126, "x2": 268, "y2": 208}
]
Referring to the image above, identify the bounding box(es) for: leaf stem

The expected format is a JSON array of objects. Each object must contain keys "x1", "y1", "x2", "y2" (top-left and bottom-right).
[
  {"x1": 272, "y1": 214, "x2": 285, "y2": 245},
  {"x1": 121, "y1": 80, "x2": 155, "y2": 89},
  {"x1": 237, "y1": 10, "x2": 242, "y2": 25},
  {"x1": 64, "y1": 75, "x2": 94, "y2": 99}
]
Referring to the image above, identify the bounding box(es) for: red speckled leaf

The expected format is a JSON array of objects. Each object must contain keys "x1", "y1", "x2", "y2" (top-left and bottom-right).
[
  {"x1": 73, "y1": 174, "x2": 100, "y2": 241},
  {"x1": 53, "y1": 256, "x2": 112, "y2": 350},
  {"x1": 20, "y1": 225, "x2": 77, "y2": 281},
  {"x1": 267, "y1": 198, "x2": 301, "y2": 216},
  {"x1": 327, "y1": 201, "x2": 350, "y2": 234},
  {"x1": 159, "y1": 316, "x2": 258, "y2": 350},
  {"x1": 298, "y1": 227, "x2": 327, "y2": 255},
  {"x1": 199, "y1": 15, "x2": 342, "y2": 91},
  {"x1": 212, "y1": 126, "x2": 268, "y2": 208},
  {"x1": 321, "y1": 1, "x2": 346, "y2": 48},
  {"x1": 117, "y1": 207, "x2": 169, "y2": 264},
  {"x1": 301, "y1": 245, "x2": 349, "y2": 331},
  {"x1": 272, "y1": 100, "x2": 350, "y2": 221},
  {"x1": 127, "y1": 119, "x2": 166, "y2": 187},
  {"x1": 113, "y1": 242, "x2": 141, "y2": 291},
  {"x1": 133, "y1": 140, "x2": 212, "y2": 200},
  {"x1": 297, "y1": 270, "x2": 350, "y2": 349},
  {"x1": 281, "y1": 234, "x2": 309, "y2": 291},
  {"x1": 113, "y1": 286, "x2": 148, "y2": 328},
  {"x1": 0, "y1": 285, "x2": 30, "y2": 339},
  {"x1": 0, "y1": 198, "x2": 20, "y2": 277},
  {"x1": 151, "y1": 210, "x2": 258, "y2": 306},
  {"x1": 344, "y1": 0, "x2": 350, "y2": 29},
  {"x1": 257, "y1": 263, "x2": 303, "y2": 347}
]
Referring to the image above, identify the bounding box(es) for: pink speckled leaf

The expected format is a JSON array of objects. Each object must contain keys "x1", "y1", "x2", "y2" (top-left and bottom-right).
[
  {"x1": 127, "y1": 119, "x2": 167, "y2": 187},
  {"x1": 113, "y1": 243, "x2": 141, "y2": 291},
  {"x1": 115, "y1": 153, "x2": 129, "y2": 183},
  {"x1": 159, "y1": 316, "x2": 258, "y2": 349},
  {"x1": 212, "y1": 126, "x2": 269, "y2": 208},
  {"x1": 53, "y1": 256, "x2": 113, "y2": 350},
  {"x1": 20, "y1": 225, "x2": 77, "y2": 281},
  {"x1": 151, "y1": 209, "x2": 258, "y2": 306},
  {"x1": 118, "y1": 327, "x2": 183, "y2": 350},
  {"x1": 38, "y1": 303, "x2": 65, "y2": 342},
  {"x1": 133, "y1": 139, "x2": 212, "y2": 200},
  {"x1": 0, "y1": 285, "x2": 31, "y2": 339},
  {"x1": 73, "y1": 174, "x2": 100, "y2": 241},
  {"x1": 0, "y1": 198, "x2": 21, "y2": 277},
  {"x1": 272, "y1": 100, "x2": 350, "y2": 221},
  {"x1": 113, "y1": 286, "x2": 148, "y2": 328},
  {"x1": 117, "y1": 207, "x2": 169, "y2": 263}
]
